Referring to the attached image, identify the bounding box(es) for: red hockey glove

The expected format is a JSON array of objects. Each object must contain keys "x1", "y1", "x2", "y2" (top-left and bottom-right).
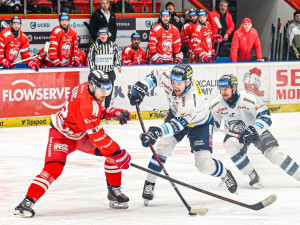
[
  {"x1": 104, "y1": 107, "x2": 131, "y2": 125},
  {"x1": 151, "y1": 53, "x2": 163, "y2": 64},
  {"x1": 72, "y1": 57, "x2": 80, "y2": 67},
  {"x1": 211, "y1": 51, "x2": 217, "y2": 60},
  {"x1": 133, "y1": 58, "x2": 147, "y2": 65},
  {"x1": 1, "y1": 59, "x2": 12, "y2": 68},
  {"x1": 200, "y1": 53, "x2": 212, "y2": 63},
  {"x1": 174, "y1": 53, "x2": 183, "y2": 64},
  {"x1": 181, "y1": 37, "x2": 189, "y2": 47},
  {"x1": 212, "y1": 34, "x2": 223, "y2": 44},
  {"x1": 112, "y1": 149, "x2": 131, "y2": 169},
  {"x1": 52, "y1": 59, "x2": 62, "y2": 67},
  {"x1": 28, "y1": 61, "x2": 40, "y2": 72}
]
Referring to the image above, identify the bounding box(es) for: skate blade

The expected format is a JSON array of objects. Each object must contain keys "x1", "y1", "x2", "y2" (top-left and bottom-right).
[
  {"x1": 109, "y1": 200, "x2": 128, "y2": 209},
  {"x1": 144, "y1": 199, "x2": 149, "y2": 206},
  {"x1": 13, "y1": 209, "x2": 34, "y2": 218}
]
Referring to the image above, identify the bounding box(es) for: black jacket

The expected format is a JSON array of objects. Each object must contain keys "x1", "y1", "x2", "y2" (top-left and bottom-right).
[{"x1": 89, "y1": 9, "x2": 117, "y2": 42}]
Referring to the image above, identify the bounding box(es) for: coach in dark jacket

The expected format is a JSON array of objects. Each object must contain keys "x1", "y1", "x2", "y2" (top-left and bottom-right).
[{"x1": 89, "y1": 0, "x2": 117, "y2": 42}]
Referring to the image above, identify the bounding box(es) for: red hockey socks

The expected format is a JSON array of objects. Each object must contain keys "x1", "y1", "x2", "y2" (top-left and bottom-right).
[{"x1": 104, "y1": 158, "x2": 122, "y2": 186}]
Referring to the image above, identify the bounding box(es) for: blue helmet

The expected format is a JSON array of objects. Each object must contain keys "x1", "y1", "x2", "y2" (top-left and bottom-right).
[
  {"x1": 160, "y1": 10, "x2": 171, "y2": 18},
  {"x1": 170, "y1": 64, "x2": 193, "y2": 86},
  {"x1": 11, "y1": 16, "x2": 22, "y2": 24},
  {"x1": 218, "y1": 74, "x2": 238, "y2": 89},
  {"x1": 198, "y1": 9, "x2": 207, "y2": 16},
  {"x1": 59, "y1": 12, "x2": 70, "y2": 21},
  {"x1": 188, "y1": 8, "x2": 198, "y2": 17}
]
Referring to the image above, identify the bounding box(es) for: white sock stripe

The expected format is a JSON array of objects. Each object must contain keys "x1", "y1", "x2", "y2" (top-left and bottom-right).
[
  {"x1": 105, "y1": 169, "x2": 121, "y2": 173},
  {"x1": 104, "y1": 165, "x2": 118, "y2": 169},
  {"x1": 34, "y1": 177, "x2": 51, "y2": 187},
  {"x1": 32, "y1": 180, "x2": 48, "y2": 192},
  {"x1": 285, "y1": 159, "x2": 294, "y2": 172}
]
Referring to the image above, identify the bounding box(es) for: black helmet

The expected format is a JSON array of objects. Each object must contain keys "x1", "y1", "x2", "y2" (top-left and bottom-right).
[
  {"x1": 11, "y1": 16, "x2": 22, "y2": 24},
  {"x1": 188, "y1": 8, "x2": 198, "y2": 17},
  {"x1": 59, "y1": 12, "x2": 70, "y2": 21},
  {"x1": 218, "y1": 74, "x2": 238, "y2": 89},
  {"x1": 160, "y1": 10, "x2": 171, "y2": 18},
  {"x1": 170, "y1": 64, "x2": 193, "y2": 86},
  {"x1": 88, "y1": 70, "x2": 112, "y2": 95},
  {"x1": 131, "y1": 32, "x2": 141, "y2": 39}
]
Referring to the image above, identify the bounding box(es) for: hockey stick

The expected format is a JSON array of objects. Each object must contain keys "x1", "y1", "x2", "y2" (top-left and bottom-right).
[
  {"x1": 0, "y1": 42, "x2": 50, "y2": 69},
  {"x1": 136, "y1": 104, "x2": 208, "y2": 216},
  {"x1": 1, "y1": 20, "x2": 9, "y2": 28},
  {"x1": 83, "y1": 21, "x2": 92, "y2": 65},
  {"x1": 214, "y1": 17, "x2": 222, "y2": 59},
  {"x1": 130, "y1": 162, "x2": 277, "y2": 211}
]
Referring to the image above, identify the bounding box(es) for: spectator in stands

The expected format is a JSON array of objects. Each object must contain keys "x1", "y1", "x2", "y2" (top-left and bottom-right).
[
  {"x1": 207, "y1": 0, "x2": 235, "y2": 57},
  {"x1": 158, "y1": 2, "x2": 183, "y2": 33},
  {"x1": 183, "y1": 9, "x2": 190, "y2": 24},
  {"x1": 47, "y1": 13, "x2": 80, "y2": 67},
  {"x1": 230, "y1": 18, "x2": 264, "y2": 62},
  {"x1": 27, "y1": 0, "x2": 52, "y2": 14},
  {"x1": 148, "y1": 10, "x2": 182, "y2": 64},
  {"x1": 90, "y1": 0, "x2": 117, "y2": 42},
  {"x1": 111, "y1": 0, "x2": 135, "y2": 13},
  {"x1": 0, "y1": 0, "x2": 22, "y2": 13},
  {"x1": 0, "y1": 16, "x2": 39, "y2": 71},
  {"x1": 287, "y1": 11, "x2": 300, "y2": 60},
  {"x1": 122, "y1": 33, "x2": 147, "y2": 65},
  {"x1": 52, "y1": 0, "x2": 81, "y2": 13},
  {"x1": 77, "y1": 36, "x2": 88, "y2": 66},
  {"x1": 190, "y1": 9, "x2": 222, "y2": 63}
]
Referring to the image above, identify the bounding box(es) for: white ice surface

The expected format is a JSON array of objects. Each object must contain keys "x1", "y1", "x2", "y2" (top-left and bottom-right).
[{"x1": 0, "y1": 112, "x2": 300, "y2": 225}]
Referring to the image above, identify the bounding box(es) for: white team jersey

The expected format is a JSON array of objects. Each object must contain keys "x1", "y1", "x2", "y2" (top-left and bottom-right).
[
  {"x1": 142, "y1": 68, "x2": 211, "y2": 137},
  {"x1": 210, "y1": 91, "x2": 272, "y2": 135}
]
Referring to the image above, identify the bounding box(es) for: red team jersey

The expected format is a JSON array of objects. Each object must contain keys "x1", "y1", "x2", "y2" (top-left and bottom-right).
[
  {"x1": 0, "y1": 27, "x2": 33, "y2": 65},
  {"x1": 148, "y1": 23, "x2": 181, "y2": 62},
  {"x1": 121, "y1": 45, "x2": 147, "y2": 65},
  {"x1": 47, "y1": 26, "x2": 79, "y2": 67},
  {"x1": 78, "y1": 48, "x2": 87, "y2": 66},
  {"x1": 190, "y1": 22, "x2": 214, "y2": 62},
  {"x1": 180, "y1": 22, "x2": 198, "y2": 49},
  {"x1": 51, "y1": 82, "x2": 120, "y2": 156}
]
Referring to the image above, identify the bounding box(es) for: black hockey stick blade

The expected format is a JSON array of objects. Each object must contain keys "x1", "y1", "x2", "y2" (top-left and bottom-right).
[
  {"x1": 130, "y1": 163, "x2": 277, "y2": 211},
  {"x1": 83, "y1": 21, "x2": 91, "y2": 33}
]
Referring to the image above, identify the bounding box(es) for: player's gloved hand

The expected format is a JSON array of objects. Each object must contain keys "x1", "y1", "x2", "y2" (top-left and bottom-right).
[
  {"x1": 71, "y1": 57, "x2": 80, "y2": 67},
  {"x1": 140, "y1": 126, "x2": 163, "y2": 147},
  {"x1": 28, "y1": 61, "x2": 40, "y2": 72},
  {"x1": 241, "y1": 125, "x2": 259, "y2": 144},
  {"x1": 210, "y1": 51, "x2": 217, "y2": 60},
  {"x1": 133, "y1": 58, "x2": 146, "y2": 65},
  {"x1": 52, "y1": 59, "x2": 62, "y2": 67},
  {"x1": 151, "y1": 53, "x2": 163, "y2": 64},
  {"x1": 128, "y1": 81, "x2": 148, "y2": 106},
  {"x1": 181, "y1": 37, "x2": 189, "y2": 47},
  {"x1": 1, "y1": 59, "x2": 12, "y2": 68},
  {"x1": 212, "y1": 34, "x2": 223, "y2": 44},
  {"x1": 174, "y1": 53, "x2": 183, "y2": 64},
  {"x1": 200, "y1": 53, "x2": 212, "y2": 63},
  {"x1": 112, "y1": 149, "x2": 131, "y2": 169},
  {"x1": 104, "y1": 107, "x2": 131, "y2": 125}
]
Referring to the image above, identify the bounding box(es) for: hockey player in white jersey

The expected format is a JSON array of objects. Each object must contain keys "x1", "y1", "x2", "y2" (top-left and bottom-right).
[
  {"x1": 128, "y1": 64, "x2": 238, "y2": 205},
  {"x1": 210, "y1": 74, "x2": 300, "y2": 188}
]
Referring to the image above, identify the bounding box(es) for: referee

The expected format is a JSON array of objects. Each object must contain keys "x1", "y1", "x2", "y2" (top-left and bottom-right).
[{"x1": 88, "y1": 27, "x2": 121, "y2": 113}]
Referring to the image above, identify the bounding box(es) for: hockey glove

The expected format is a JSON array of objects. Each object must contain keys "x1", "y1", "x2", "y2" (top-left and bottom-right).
[
  {"x1": 104, "y1": 107, "x2": 131, "y2": 125},
  {"x1": 112, "y1": 149, "x2": 131, "y2": 169},
  {"x1": 140, "y1": 126, "x2": 163, "y2": 147},
  {"x1": 174, "y1": 53, "x2": 183, "y2": 64},
  {"x1": 200, "y1": 53, "x2": 212, "y2": 63},
  {"x1": 1, "y1": 59, "x2": 12, "y2": 68},
  {"x1": 71, "y1": 57, "x2": 80, "y2": 67},
  {"x1": 212, "y1": 34, "x2": 223, "y2": 44},
  {"x1": 210, "y1": 51, "x2": 217, "y2": 60},
  {"x1": 28, "y1": 61, "x2": 40, "y2": 72},
  {"x1": 151, "y1": 53, "x2": 163, "y2": 64},
  {"x1": 241, "y1": 125, "x2": 259, "y2": 144},
  {"x1": 128, "y1": 81, "x2": 148, "y2": 106},
  {"x1": 52, "y1": 59, "x2": 62, "y2": 67}
]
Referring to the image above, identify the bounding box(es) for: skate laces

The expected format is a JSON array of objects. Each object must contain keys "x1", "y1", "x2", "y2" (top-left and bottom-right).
[
  {"x1": 112, "y1": 187, "x2": 124, "y2": 196},
  {"x1": 144, "y1": 184, "x2": 154, "y2": 195},
  {"x1": 219, "y1": 173, "x2": 235, "y2": 188},
  {"x1": 23, "y1": 199, "x2": 34, "y2": 208}
]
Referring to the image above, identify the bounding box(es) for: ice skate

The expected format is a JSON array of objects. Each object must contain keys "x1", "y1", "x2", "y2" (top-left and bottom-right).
[
  {"x1": 142, "y1": 180, "x2": 155, "y2": 206},
  {"x1": 249, "y1": 169, "x2": 263, "y2": 189},
  {"x1": 107, "y1": 185, "x2": 129, "y2": 209},
  {"x1": 13, "y1": 197, "x2": 35, "y2": 218},
  {"x1": 220, "y1": 169, "x2": 238, "y2": 194}
]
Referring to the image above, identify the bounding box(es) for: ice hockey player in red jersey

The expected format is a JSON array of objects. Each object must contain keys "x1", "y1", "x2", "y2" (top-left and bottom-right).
[
  {"x1": 77, "y1": 36, "x2": 88, "y2": 66},
  {"x1": 13, "y1": 70, "x2": 132, "y2": 218},
  {"x1": 47, "y1": 13, "x2": 80, "y2": 67},
  {"x1": 190, "y1": 9, "x2": 223, "y2": 63},
  {"x1": 122, "y1": 33, "x2": 147, "y2": 65},
  {"x1": 148, "y1": 10, "x2": 182, "y2": 64},
  {"x1": 0, "y1": 16, "x2": 39, "y2": 71}
]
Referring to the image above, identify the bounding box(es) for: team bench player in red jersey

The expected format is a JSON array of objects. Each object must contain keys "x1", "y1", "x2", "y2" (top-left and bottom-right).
[{"x1": 14, "y1": 70, "x2": 132, "y2": 218}]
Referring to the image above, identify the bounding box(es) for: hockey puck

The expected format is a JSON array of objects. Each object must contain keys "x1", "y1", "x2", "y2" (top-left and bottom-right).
[{"x1": 189, "y1": 212, "x2": 197, "y2": 216}]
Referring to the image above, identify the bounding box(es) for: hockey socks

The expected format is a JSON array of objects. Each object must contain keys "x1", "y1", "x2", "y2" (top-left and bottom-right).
[
  {"x1": 26, "y1": 162, "x2": 64, "y2": 202},
  {"x1": 104, "y1": 158, "x2": 122, "y2": 186},
  {"x1": 230, "y1": 149, "x2": 254, "y2": 175},
  {"x1": 146, "y1": 154, "x2": 167, "y2": 183}
]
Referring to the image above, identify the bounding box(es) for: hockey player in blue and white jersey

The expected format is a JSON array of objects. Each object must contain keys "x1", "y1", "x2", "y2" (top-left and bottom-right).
[
  {"x1": 128, "y1": 64, "x2": 238, "y2": 205},
  {"x1": 210, "y1": 74, "x2": 300, "y2": 188}
]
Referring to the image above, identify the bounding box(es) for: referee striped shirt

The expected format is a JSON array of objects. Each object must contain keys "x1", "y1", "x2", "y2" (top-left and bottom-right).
[{"x1": 88, "y1": 40, "x2": 121, "y2": 72}]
